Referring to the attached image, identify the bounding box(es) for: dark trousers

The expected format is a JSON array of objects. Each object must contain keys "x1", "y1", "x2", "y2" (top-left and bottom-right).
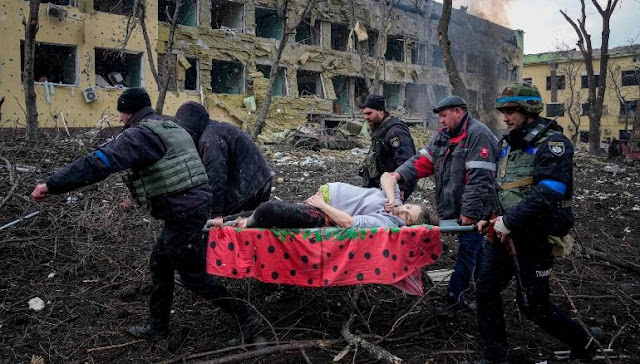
[
  {"x1": 446, "y1": 230, "x2": 484, "y2": 303},
  {"x1": 246, "y1": 200, "x2": 328, "y2": 228},
  {"x1": 149, "y1": 205, "x2": 251, "y2": 327},
  {"x1": 475, "y1": 235, "x2": 589, "y2": 361},
  {"x1": 225, "y1": 180, "x2": 273, "y2": 216}
]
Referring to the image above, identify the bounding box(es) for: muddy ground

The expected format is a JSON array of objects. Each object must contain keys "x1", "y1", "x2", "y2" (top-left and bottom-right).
[{"x1": 1, "y1": 128, "x2": 639, "y2": 364}]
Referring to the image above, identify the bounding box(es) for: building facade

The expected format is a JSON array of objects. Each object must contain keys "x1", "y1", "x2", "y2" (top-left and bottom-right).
[
  {"x1": 1, "y1": 0, "x2": 522, "y2": 137},
  {"x1": 523, "y1": 46, "x2": 640, "y2": 142}
]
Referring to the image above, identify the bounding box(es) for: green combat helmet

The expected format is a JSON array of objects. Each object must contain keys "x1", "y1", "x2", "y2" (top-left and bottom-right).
[{"x1": 495, "y1": 83, "x2": 544, "y2": 114}]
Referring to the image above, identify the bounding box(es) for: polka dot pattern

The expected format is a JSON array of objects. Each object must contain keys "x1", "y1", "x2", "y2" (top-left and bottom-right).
[{"x1": 205, "y1": 225, "x2": 442, "y2": 294}]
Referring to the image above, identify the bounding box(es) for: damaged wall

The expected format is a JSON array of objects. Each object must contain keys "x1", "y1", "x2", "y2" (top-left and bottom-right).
[{"x1": 0, "y1": 0, "x2": 522, "y2": 134}]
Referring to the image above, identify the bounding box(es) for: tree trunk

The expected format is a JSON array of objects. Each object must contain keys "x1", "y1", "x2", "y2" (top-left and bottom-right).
[
  {"x1": 437, "y1": 0, "x2": 478, "y2": 116},
  {"x1": 251, "y1": 0, "x2": 316, "y2": 140},
  {"x1": 23, "y1": 0, "x2": 41, "y2": 140},
  {"x1": 156, "y1": 0, "x2": 183, "y2": 115}
]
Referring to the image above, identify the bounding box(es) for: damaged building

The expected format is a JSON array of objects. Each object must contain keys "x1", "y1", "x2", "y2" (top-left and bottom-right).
[{"x1": 0, "y1": 0, "x2": 522, "y2": 137}]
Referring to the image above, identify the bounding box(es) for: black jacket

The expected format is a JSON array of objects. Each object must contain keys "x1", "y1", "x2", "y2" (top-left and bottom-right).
[
  {"x1": 175, "y1": 102, "x2": 275, "y2": 217},
  {"x1": 46, "y1": 106, "x2": 211, "y2": 221}
]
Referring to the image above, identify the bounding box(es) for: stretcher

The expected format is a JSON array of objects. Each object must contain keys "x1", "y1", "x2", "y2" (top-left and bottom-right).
[{"x1": 204, "y1": 222, "x2": 473, "y2": 296}]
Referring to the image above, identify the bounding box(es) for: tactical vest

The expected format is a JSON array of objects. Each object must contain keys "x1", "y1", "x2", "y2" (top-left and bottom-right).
[
  {"x1": 130, "y1": 119, "x2": 208, "y2": 209},
  {"x1": 364, "y1": 117, "x2": 404, "y2": 180},
  {"x1": 496, "y1": 128, "x2": 561, "y2": 210}
]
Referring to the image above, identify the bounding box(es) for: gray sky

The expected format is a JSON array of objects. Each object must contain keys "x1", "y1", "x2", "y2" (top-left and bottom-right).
[{"x1": 448, "y1": 0, "x2": 640, "y2": 54}]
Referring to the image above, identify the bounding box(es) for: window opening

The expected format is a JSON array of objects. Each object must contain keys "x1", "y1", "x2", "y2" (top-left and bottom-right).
[
  {"x1": 94, "y1": 0, "x2": 135, "y2": 15},
  {"x1": 410, "y1": 42, "x2": 426, "y2": 65},
  {"x1": 211, "y1": 0, "x2": 244, "y2": 31},
  {"x1": 158, "y1": 0, "x2": 197, "y2": 26},
  {"x1": 621, "y1": 70, "x2": 639, "y2": 86},
  {"x1": 20, "y1": 42, "x2": 76, "y2": 85},
  {"x1": 332, "y1": 77, "x2": 350, "y2": 114},
  {"x1": 405, "y1": 83, "x2": 427, "y2": 114},
  {"x1": 546, "y1": 103, "x2": 565, "y2": 117},
  {"x1": 431, "y1": 44, "x2": 444, "y2": 68},
  {"x1": 184, "y1": 57, "x2": 198, "y2": 91},
  {"x1": 157, "y1": 53, "x2": 178, "y2": 91},
  {"x1": 385, "y1": 37, "x2": 404, "y2": 62},
  {"x1": 257, "y1": 65, "x2": 287, "y2": 96},
  {"x1": 581, "y1": 74, "x2": 599, "y2": 88},
  {"x1": 546, "y1": 75, "x2": 566, "y2": 90},
  {"x1": 297, "y1": 70, "x2": 323, "y2": 97},
  {"x1": 211, "y1": 60, "x2": 244, "y2": 94},
  {"x1": 619, "y1": 99, "x2": 637, "y2": 119},
  {"x1": 383, "y1": 83, "x2": 400, "y2": 108},
  {"x1": 95, "y1": 48, "x2": 141, "y2": 88},
  {"x1": 331, "y1": 23, "x2": 350, "y2": 51},
  {"x1": 255, "y1": 8, "x2": 283, "y2": 40},
  {"x1": 296, "y1": 19, "x2": 320, "y2": 45}
]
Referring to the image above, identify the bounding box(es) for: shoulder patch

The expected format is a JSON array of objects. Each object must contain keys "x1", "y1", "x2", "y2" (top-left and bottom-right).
[
  {"x1": 389, "y1": 136, "x2": 400, "y2": 148},
  {"x1": 480, "y1": 147, "x2": 489, "y2": 159},
  {"x1": 548, "y1": 141, "x2": 565, "y2": 156}
]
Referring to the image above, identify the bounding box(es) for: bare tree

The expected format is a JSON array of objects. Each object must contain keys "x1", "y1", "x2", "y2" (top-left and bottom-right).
[
  {"x1": 251, "y1": 0, "x2": 317, "y2": 140},
  {"x1": 607, "y1": 53, "x2": 640, "y2": 138},
  {"x1": 437, "y1": 0, "x2": 478, "y2": 116},
  {"x1": 123, "y1": 0, "x2": 184, "y2": 115},
  {"x1": 560, "y1": 0, "x2": 619, "y2": 154},
  {"x1": 22, "y1": 0, "x2": 41, "y2": 140},
  {"x1": 556, "y1": 47, "x2": 585, "y2": 144}
]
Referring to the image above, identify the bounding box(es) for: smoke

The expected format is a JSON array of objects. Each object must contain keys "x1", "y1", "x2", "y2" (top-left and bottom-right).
[{"x1": 465, "y1": 0, "x2": 513, "y2": 28}]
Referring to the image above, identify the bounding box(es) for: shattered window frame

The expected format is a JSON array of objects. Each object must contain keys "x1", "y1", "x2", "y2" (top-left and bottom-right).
[
  {"x1": 383, "y1": 83, "x2": 401, "y2": 108},
  {"x1": 546, "y1": 75, "x2": 566, "y2": 90},
  {"x1": 354, "y1": 78, "x2": 369, "y2": 109},
  {"x1": 20, "y1": 41, "x2": 77, "y2": 86},
  {"x1": 546, "y1": 102, "x2": 565, "y2": 117},
  {"x1": 93, "y1": 0, "x2": 135, "y2": 16},
  {"x1": 184, "y1": 57, "x2": 199, "y2": 91},
  {"x1": 580, "y1": 74, "x2": 600, "y2": 89},
  {"x1": 409, "y1": 41, "x2": 427, "y2": 66},
  {"x1": 211, "y1": 60, "x2": 246, "y2": 95},
  {"x1": 331, "y1": 76, "x2": 351, "y2": 115},
  {"x1": 255, "y1": 7, "x2": 284, "y2": 40},
  {"x1": 295, "y1": 19, "x2": 320, "y2": 45},
  {"x1": 256, "y1": 64, "x2": 288, "y2": 97},
  {"x1": 619, "y1": 99, "x2": 637, "y2": 119},
  {"x1": 94, "y1": 48, "x2": 143, "y2": 89},
  {"x1": 385, "y1": 36, "x2": 404, "y2": 62},
  {"x1": 297, "y1": 70, "x2": 324, "y2": 98},
  {"x1": 158, "y1": 0, "x2": 198, "y2": 26},
  {"x1": 621, "y1": 70, "x2": 639, "y2": 86},
  {"x1": 366, "y1": 30, "x2": 379, "y2": 58},
  {"x1": 211, "y1": 0, "x2": 245, "y2": 32},
  {"x1": 330, "y1": 23, "x2": 351, "y2": 52}
]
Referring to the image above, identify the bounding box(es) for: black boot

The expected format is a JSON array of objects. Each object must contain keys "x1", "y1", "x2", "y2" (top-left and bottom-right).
[
  {"x1": 126, "y1": 321, "x2": 169, "y2": 338},
  {"x1": 226, "y1": 310, "x2": 263, "y2": 346}
]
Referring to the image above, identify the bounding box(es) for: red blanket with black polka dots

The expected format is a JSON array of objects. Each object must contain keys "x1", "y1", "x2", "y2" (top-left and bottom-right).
[{"x1": 205, "y1": 225, "x2": 442, "y2": 296}]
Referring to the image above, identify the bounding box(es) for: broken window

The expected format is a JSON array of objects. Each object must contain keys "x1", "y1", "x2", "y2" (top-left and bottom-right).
[
  {"x1": 383, "y1": 83, "x2": 400, "y2": 108},
  {"x1": 255, "y1": 8, "x2": 283, "y2": 40},
  {"x1": 94, "y1": 0, "x2": 135, "y2": 15},
  {"x1": 581, "y1": 102, "x2": 591, "y2": 116},
  {"x1": 332, "y1": 77, "x2": 350, "y2": 114},
  {"x1": 619, "y1": 99, "x2": 637, "y2": 119},
  {"x1": 20, "y1": 42, "x2": 76, "y2": 85},
  {"x1": 158, "y1": 0, "x2": 197, "y2": 26},
  {"x1": 621, "y1": 70, "x2": 639, "y2": 86},
  {"x1": 367, "y1": 30, "x2": 379, "y2": 58},
  {"x1": 546, "y1": 75, "x2": 566, "y2": 90},
  {"x1": 157, "y1": 53, "x2": 178, "y2": 91},
  {"x1": 579, "y1": 130, "x2": 589, "y2": 143},
  {"x1": 410, "y1": 42, "x2": 427, "y2": 65},
  {"x1": 405, "y1": 83, "x2": 427, "y2": 115},
  {"x1": 211, "y1": 0, "x2": 244, "y2": 31},
  {"x1": 546, "y1": 103, "x2": 565, "y2": 117},
  {"x1": 354, "y1": 78, "x2": 369, "y2": 108},
  {"x1": 432, "y1": 84, "x2": 447, "y2": 103},
  {"x1": 184, "y1": 57, "x2": 198, "y2": 91},
  {"x1": 257, "y1": 65, "x2": 287, "y2": 96},
  {"x1": 466, "y1": 54, "x2": 481, "y2": 73},
  {"x1": 211, "y1": 60, "x2": 244, "y2": 94},
  {"x1": 523, "y1": 77, "x2": 533, "y2": 85},
  {"x1": 431, "y1": 44, "x2": 444, "y2": 68},
  {"x1": 295, "y1": 19, "x2": 320, "y2": 45},
  {"x1": 95, "y1": 48, "x2": 142, "y2": 88},
  {"x1": 41, "y1": 0, "x2": 73, "y2": 5},
  {"x1": 385, "y1": 37, "x2": 404, "y2": 62},
  {"x1": 331, "y1": 23, "x2": 350, "y2": 51},
  {"x1": 581, "y1": 74, "x2": 599, "y2": 88},
  {"x1": 297, "y1": 70, "x2": 323, "y2": 97}
]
